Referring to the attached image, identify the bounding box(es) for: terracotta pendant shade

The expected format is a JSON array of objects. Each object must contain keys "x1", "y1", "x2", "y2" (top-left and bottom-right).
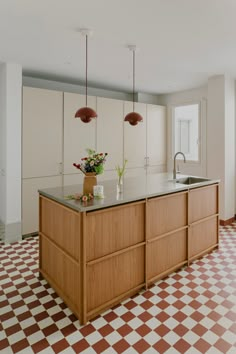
[
  {"x1": 124, "y1": 45, "x2": 143, "y2": 126},
  {"x1": 124, "y1": 112, "x2": 143, "y2": 126},
  {"x1": 75, "y1": 106, "x2": 97, "y2": 123},
  {"x1": 75, "y1": 30, "x2": 97, "y2": 123}
]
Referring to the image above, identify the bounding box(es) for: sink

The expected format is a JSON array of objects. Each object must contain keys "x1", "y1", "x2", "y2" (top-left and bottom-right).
[{"x1": 176, "y1": 176, "x2": 210, "y2": 185}]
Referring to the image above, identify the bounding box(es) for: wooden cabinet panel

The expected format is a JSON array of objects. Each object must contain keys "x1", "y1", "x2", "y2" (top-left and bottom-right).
[
  {"x1": 22, "y1": 176, "x2": 62, "y2": 235},
  {"x1": 124, "y1": 101, "x2": 147, "y2": 168},
  {"x1": 87, "y1": 246, "x2": 145, "y2": 312},
  {"x1": 189, "y1": 216, "x2": 218, "y2": 259},
  {"x1": 40, "y1": 197, "x2": 80, "y2": 261},
  {"x1": 86, "y1": 202, "x2": 145, "y2": 261},
  {"x1": 63, "y1": 92, "x2": 96, "y2": 175},
  {"x1": 189, "y1": 184, "x2": 218, "y2": 224},
  {"x1": 147, "y1": 104, "x2": 166, "y2": 166},
  {"x1": 22, "y1": 87, "x2": 63, "y2": 178},
  {"x1": 97, "y1": 97, "x2": 123, "y2": 170},
  {"x1": 40, "y1": 235, "x2": 80, "y2": 312},
  {"x1": 147, "y1": 229, "x2": 187, "y2": 281},
  {"x1": 147, "y1": 192, "x2": 187, "y2": 239}
]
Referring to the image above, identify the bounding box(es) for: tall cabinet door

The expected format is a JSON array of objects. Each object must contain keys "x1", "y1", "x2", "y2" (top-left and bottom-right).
[
  {"x1": 147, "y1": 104, "x2": 166, "y2": 168},
  {"x1": 22, "y1": 87, "x2": 63, "y2": 178},
  {"x1": 124, "y1": 102, "x2": 147, "y2": 169},
  {"x1": 22, "y1": 176, "x2": 62, "y2": 235},
  {"x1": 63, "y1": 92, "x2": 96, "y2": 175},
  {"x1": 97, "y1": 97, "x2": 123, "y2": 171}
]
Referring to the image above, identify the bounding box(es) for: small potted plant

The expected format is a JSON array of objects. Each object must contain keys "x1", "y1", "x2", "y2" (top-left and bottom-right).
[{"x1": 73, "y1": 149, "x2": 108, "y2": 194}]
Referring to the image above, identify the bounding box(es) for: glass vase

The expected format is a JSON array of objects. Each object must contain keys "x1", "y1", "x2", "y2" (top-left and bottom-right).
[{"x1": 116, "y1": 179, "x2": 123, "y2": 194}]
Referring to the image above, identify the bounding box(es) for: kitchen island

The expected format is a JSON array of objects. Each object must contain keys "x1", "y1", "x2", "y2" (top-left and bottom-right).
[{"x1": 39, "y1": 173, "x2": 219, "y2": 324}]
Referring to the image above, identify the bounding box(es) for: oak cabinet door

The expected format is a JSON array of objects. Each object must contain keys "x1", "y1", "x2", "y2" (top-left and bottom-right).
[
  {"x1": 189, "y1": 217, "x2": 218, "y2": 259},
  {"x1": 189, "y1": 184, "x2": 218, "y2": 224},
  {"x1": 124, "y1": 101, "x2": 147, "y2": 168},
  {"x1": 22, "y1": 87, "x2": 63, "y2": 178},
  {"x1": 97, "y1": 97, "x2": 123, "y2": 171},
  {"x1": 63, "y1": 92, "x2": 96, "y2": 175}
]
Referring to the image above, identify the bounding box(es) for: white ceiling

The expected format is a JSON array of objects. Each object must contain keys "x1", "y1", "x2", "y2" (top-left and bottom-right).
[{"x1": 1, "y1": 0, "x2": 236, "y2": 94}]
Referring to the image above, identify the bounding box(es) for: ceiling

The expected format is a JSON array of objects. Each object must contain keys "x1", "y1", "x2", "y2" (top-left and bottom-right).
[{"x1": 1, "y1": 0, "x2": 236, "y2": 94}]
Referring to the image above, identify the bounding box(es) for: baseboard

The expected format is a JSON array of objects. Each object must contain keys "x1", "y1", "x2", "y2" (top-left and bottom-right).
[
  {"x1": 220, "y1": 217, "x2": 235, "y2": 226},
  {"x1": 22, "y1": 232, "x2": 38, "y2": 240}
]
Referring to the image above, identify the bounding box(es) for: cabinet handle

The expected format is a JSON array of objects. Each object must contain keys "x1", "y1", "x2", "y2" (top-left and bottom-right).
[{"x1": 144, "y1": 157, "x2": 150, "y2": 167}]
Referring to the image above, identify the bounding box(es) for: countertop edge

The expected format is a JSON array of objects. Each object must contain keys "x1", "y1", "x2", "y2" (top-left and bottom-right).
[{"x1": 39, "y1": 176, "x2": 220, "y2": 213}]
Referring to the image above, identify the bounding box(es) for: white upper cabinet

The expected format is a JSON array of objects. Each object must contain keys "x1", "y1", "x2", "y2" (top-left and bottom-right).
[
  {"x1": 147, "y1": 104, "x2": 166, "y2": 167},
  {"x1": 22, "y1": 87, "x2": 63, "y2": 178},
  {"x1": 97, "y1": 97, "x2": 123, "y2": 171},
  {"x1": 63, "y1": 92, "x2": 96, "y2": 175},
  {"x1": 124, "y1": 102, "x2": 147, "y2": 169}
]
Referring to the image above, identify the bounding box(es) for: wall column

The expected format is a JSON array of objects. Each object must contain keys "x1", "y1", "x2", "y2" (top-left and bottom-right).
[
  {"x1": 0, "y1": 62, "x2": 22, "y2": 242},
  {"x1": 207, "y1": 75, "x2": 235, "y2": 221}
]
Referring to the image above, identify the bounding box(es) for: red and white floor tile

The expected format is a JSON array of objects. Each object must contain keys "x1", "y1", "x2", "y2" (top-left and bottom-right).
[{"x1": 1, "y1": 224, "x2": 236, "y2": 353}]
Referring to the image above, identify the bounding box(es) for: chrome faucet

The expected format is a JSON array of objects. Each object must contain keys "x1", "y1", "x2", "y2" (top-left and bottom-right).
[{"x1": 173, "y1": 152, "x2": 186, "y2": 179}]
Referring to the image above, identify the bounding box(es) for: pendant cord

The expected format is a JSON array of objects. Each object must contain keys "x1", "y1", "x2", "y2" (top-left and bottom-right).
[
  {"x1": 133, "y1": 50, "x2": 135, "y2": 112},
  {"x1": 86, "y1": 34, "x2": 88, "y2": 107}
]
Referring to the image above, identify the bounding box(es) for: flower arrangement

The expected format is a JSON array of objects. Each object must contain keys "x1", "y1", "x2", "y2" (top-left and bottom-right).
[
  {"x1": 115, "y1": 159, "x2": 128, "y2": 185},
  {"x1": 73, "y1": 148, "x2": 108, "y2": 175},
  {"x1": 65, "y1": 193, "x2": 94, "y2": 202}
]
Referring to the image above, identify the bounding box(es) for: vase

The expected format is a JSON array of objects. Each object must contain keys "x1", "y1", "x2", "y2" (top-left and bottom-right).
[
  {"x1": 116, "y1": 180, "x2": 123, "y2": 194},
  {"x1": 83, "y1": 173, "x2": 97, "y2": 194}
]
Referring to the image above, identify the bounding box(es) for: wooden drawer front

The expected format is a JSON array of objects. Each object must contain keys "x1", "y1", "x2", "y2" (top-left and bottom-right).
[
  {"x1": 86, "y1": 203, "x2": 145, "y2": 261},
  {"x1": 40, "y1": 197, "x2": 80, "y2": 261},
  {"x1": 189, "y1": 185, "x2": 218, "y2": 224},
  {"x1": 40, "y1": 235, "x2": 80, "y2": 309},
  {"x1": 189, "y1": 217, "x2": 218, "y2": 259},
  {"x1": 147, "y1": 193, "x2": 187, "y2": 239},
  {"x1": 147, "y1": 229, "x2": 187, "y2": 280},
  {"x1": 87, "y1": 246, "x2": 145, "y2": 312}
]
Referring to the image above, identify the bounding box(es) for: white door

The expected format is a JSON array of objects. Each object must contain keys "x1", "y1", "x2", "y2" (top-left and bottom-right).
[
  {"x1": 63, "y1": 92, "x2": 96, "y2": 175},
  {"x1": 147, "y1": 104, "x2": 167, "y2": 168},
  {"x1": 22, "y1": 87, "x2": 63, "y2": 178},
  {"x1": 124, "y1": 101, "x2": 147, "y2": 169},
  {"x1": 22, "y1": 176, "x2": 62, "y2": 235},
  {"x1": 97, "y1": 97, "x2": 123, "y2": 171}
]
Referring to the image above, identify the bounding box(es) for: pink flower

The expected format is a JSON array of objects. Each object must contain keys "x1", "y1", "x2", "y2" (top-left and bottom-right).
[{"x1": 82, "y1": 195, "x2": 88, "y2": 202}]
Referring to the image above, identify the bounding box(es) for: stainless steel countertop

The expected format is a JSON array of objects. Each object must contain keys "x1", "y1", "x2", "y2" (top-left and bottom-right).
[{"x1": 38, "y1": 173, "x2": 220, "y2": 213}]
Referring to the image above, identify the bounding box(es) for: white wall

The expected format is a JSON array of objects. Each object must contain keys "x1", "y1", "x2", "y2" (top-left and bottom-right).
[
  {"x1": 224, "y1": 77, "x2": 235, "y2": 219},
  {"x1": 159, "y1": 86, "x2": 208, "y2": 177},
  {"x1": 0, "y1": 64, "x2": 7, "y2": 224},
  {"x1": 161, "y1": 77, "x2": 235, "y2": 220},
  {"x1": 207, "y1": 75, "x2": 235, "y2": 220},
  {"x1": 0, "y1": 63, "x2": 22, "y2": 242}
]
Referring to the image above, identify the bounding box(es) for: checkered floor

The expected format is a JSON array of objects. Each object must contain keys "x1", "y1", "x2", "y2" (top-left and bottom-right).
[{"x1": 1, "y1": 225, "x2": 236, "y2": 354}]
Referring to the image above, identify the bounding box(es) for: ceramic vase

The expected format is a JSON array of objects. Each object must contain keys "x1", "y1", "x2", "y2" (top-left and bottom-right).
[{"x1": 83, "y1": 173, "x2": 97, "y2": 194}]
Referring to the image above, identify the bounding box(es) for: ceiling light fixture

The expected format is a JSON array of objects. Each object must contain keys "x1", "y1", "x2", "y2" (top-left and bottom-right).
[
  {"x1": 124, "y1": 45, "x2": 143, "y2": 126},
  {"x1": 75, "y1": 29, "x2": 97, "y2": 123}
]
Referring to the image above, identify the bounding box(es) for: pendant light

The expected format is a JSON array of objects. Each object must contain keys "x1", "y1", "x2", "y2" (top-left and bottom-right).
[
  {"x1": 75, "y1": 29, "x2": 97, "y2": 123},
  {"x1": 124, "y1": 45, "x2": 143, "y2": 126}
]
